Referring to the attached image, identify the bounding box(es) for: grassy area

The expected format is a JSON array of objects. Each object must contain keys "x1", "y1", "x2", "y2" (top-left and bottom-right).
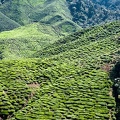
[
  {"x1": 0, "y1": 0, "x2": 80, "y2": 32},
  {"x1": 0, "y1": 21, "x2": 120, "y2": 119},
  {"x1": 0, "y1": 0, "x2": 47, "y2": 25},
  {"x1": 0, "y1": 23, "x2": 63, "y2": 59}
]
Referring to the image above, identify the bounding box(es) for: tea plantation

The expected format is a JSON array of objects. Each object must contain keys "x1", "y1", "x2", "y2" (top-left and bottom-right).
[
  {"x1": 0, "y1": 23, "x2": 63, "y2": 59},
  {"x1": 0, "y1": 21, "x2": 120, "y2": 119}
]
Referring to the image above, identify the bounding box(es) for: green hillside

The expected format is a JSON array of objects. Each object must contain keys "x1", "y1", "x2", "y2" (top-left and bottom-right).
[
  {"x1": 0, "y1": 12, "x2": 20, "y2": 32},
  {"x1": 34, "y1": 21, "x2": 120, "y2": 58},
  {"x1": 0, "y1": 23, "x2": 63, "y2": 59},
  {"x1": 0, "y1": 0, "x2": 47, "y2": 25},
  {"x1": 0, "y1": 0, "x2": 80, "y2": 32},
  {"x1": 0, "y1": 21, "x2": 120, "y2": 119},
  {"x1": 0, "y1": 0, "x2": 120, "y2": 32}
]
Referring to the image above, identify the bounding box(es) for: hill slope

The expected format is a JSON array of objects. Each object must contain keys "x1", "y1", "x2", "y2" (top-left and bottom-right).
[
  {"x1": 0, "y1": 12, "x2": 20, "y2": 32},
  {"x1": 0, "y1": 21, "x2": 120, "y2": 120},
  {"x1": 34, "y1": 21, "x2": 120, "y2": 58},
  {"x1": 0, "y1": 0, "x2": 120, "y2": 32},
  {"x1": 0, "y1": 23, "x2": 63, "y2": 59},
  {"x1": 0, "y1": 0, "x2": 80, "y2": 32}
]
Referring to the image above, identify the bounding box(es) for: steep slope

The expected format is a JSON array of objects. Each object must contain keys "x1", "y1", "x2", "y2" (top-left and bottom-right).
[
  {"x1": 0, "y1": 23, "x2": 63, "y2": 59},
  {"x1": 0, "y1": 0, "x2": 80, "y2": 32},
  {"x1": 34, "y1": 21, "x2": 120, "y2": 58},
  {"x1": 67, "y1": 0, "x2": 120, "y2": 27},
  {"x1": 1, "y1": 0, "x2": 120, "y2": 32},
  {"x1": 0, "y1": 12, "x2": 20, "y2": 32},
  {"x1": 0, "y1": 21, "x2": 120, "y2": 119},
  {"x1": 0, "y1": 0, "x2": 46, "y2": 25}
]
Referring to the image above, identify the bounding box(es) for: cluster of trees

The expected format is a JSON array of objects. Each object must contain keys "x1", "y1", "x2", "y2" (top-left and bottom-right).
[{"x1": 66, "y1": 0, "x2": 120, "y2": 27}]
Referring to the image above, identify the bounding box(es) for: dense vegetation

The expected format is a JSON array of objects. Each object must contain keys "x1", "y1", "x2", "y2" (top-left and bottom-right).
[
  {"x1": 0, "y1": 23, "x2": 65, "y2": 59},
  {"x1": 0, "y1": 1, "x2": 120, "y2": 119},
  {"x1": 0, "y1": 0, "x2": 80, "y2": 32},
  {"x1": 0, "y1": 0, "x2": 120, "y2": 32},
  {"x1": 34, "y1": 21, "x2": 120, "y2": 58},
  {"x1": 0, "y1": 21, "x2": 120, "y2": 119},
  {"x1": 67, "y1": 0, "x2": 120, "y2": 27}
]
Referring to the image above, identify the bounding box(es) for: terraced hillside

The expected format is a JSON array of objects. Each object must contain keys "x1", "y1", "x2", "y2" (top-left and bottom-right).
[
  {"x1": 0, "y1": 0, "x2": 80, "y2": 32},
  {"x1": 34, "y1": 21, "x2": 120, "y2": 58},
  {"x1": 0, "y1": 21, "x2": 120, "y2": 119},
  {"x1": 0, "y1": 23, "x2": 64, "y2": 59}
]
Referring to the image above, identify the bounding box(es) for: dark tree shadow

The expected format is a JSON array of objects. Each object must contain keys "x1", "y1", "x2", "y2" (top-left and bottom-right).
[{"x1": 110, "y1": 61, "x2": 120, "y2": 120}]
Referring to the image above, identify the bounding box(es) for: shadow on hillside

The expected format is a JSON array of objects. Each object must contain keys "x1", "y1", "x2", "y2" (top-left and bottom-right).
[{"x1": 110, "y1": 61, "x2": 120, "y2": 120}]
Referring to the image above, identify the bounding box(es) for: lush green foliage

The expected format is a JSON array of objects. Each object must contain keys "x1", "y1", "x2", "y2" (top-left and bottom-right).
[
  {"x1": 67, "y1": 0, "x2": 120, "y2": 27},
  {"x1": 0, "y1": 0, "x2": 80, "y2": 32},
  {"x1": 0, "y1": 23, "x2": 64, "y2": 59},
  {"x1": 0, "y1": 21, "x2": 120, "y2": 119},
  {"x1": 34, "y1": 21, "x2": 120, "y2": 58},
  {"x1": 1, "y1": 0, "x2": 120, "y2": 32},
  {"x1": 0, "y1": 59, "x2": 116, "y2": 119}
]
